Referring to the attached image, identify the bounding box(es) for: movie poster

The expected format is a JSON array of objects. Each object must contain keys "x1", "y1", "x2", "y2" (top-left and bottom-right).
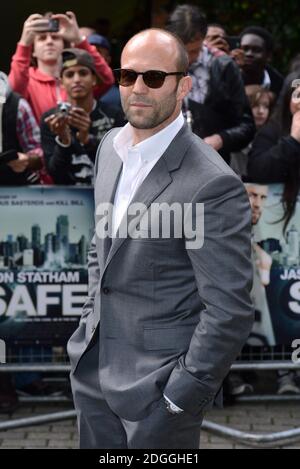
[
  {"x1": 1, "y1": 184, "x2": 300, "y2": 348},
  {"x1": 0, "y1": 186, "x2": 94, "y2": 345},
  {"x1": 250, "y1": 183, "x2": 300, "y2": 346}
]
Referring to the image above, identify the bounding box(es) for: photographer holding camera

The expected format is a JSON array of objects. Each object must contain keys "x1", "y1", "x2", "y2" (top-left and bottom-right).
[
  {"x1": 41, "y1": 48, "x2": 124, "y2": 185},
  {"x1": 9, "y1": 11, "x2": 114, "y2": 123},
  {"x1": 0, "y1": 72, "x2": 43, "y2": 186}
]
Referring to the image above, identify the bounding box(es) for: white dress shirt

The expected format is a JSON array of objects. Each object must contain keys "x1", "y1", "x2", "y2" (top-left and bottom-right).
[
  {"x1": 262, "y1": 69, "x2": 271, "y2": 89},
  {"x1": 112, "y1": 112, "x2": 185, "y2": 413},
  {"x1": 112, "y1": 112, "x2": 185, "y2": 237}
]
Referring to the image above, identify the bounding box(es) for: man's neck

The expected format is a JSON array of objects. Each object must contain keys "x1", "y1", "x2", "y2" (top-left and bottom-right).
[
  {"x1": 70, "y1": 94, "x2": 94, "y2": 113},
  {"x1": 131, "y1": 111, "x2": 181, "y2": 146},
  {"x1": 37, "y1": 61, "x2": 60, "y2": 78}
]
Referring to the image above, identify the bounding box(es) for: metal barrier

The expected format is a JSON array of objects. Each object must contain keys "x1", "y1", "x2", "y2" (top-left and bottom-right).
[
  {"x1": 1, "y1": 360, "x2": 299, "y2": 373},
  {"x1": 0, "y1": 359, "x2": 300, "y2": 448},
  {"x1": 0, "y1": 410, "x2": 76, "y2": 432},
  {"x1": 201, "y1": 420, "x2": 300, "y2": 449}
]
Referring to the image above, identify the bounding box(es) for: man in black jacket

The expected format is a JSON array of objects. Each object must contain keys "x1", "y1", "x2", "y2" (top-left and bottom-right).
[
  {"x1": 166, "y1": 4, "x2": 255, "y2": 164},
  {"x1": 41, "y1": 48, "x2": 124, "y2": 185},
  {"x1": 239, "y1": 26, "x2": 283, "y2": 100}
]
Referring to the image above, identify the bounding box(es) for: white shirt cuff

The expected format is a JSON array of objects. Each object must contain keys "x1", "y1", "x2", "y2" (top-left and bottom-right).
[{"x1": 163, "y1": 394, "x2": 184, "y2": 412}]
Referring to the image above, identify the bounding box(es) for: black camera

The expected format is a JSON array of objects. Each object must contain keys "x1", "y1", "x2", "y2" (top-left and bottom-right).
[
  {"x1": 47, "y1": 19, "x2": 59, "y2": 33},
  {"x1": 0, "y1": 150, "x2": 18, "y2": 166},
  {"x1": 226, "y1": 36, "x2": 240, "y2": 50}
]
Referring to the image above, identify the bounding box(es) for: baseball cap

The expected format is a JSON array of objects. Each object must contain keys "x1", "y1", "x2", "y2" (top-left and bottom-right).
[
  {"x1": 61, "y1": 48, "x2": 99, "y2": 80},
  {"x1": 88, "y1": 34, "x2": 111, "y2": 52}
]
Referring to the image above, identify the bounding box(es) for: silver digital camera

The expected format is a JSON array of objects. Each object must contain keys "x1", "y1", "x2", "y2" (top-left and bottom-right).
[{"x1": 57, "y1": 102, "x2": 72, "y2": 115}]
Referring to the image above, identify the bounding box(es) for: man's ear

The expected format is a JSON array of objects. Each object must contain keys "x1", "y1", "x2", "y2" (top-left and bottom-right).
[{"x1": 177, "y1": 75, "x2": 192, "y2": 101}]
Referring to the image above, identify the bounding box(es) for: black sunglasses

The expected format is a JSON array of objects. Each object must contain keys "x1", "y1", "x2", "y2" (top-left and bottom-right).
[{"x1": 114, "y1": 68, "x2": 186, "y2": 89}]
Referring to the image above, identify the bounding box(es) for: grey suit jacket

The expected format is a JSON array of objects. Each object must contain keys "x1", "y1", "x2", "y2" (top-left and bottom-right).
[{"x1": 67, "y1": 123, "x2": 254, "y2": 421}]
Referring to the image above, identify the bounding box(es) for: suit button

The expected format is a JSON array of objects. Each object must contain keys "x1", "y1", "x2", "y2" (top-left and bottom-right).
[{"x1": 102, "y1": 287, "x2": 110, "y2": 295}]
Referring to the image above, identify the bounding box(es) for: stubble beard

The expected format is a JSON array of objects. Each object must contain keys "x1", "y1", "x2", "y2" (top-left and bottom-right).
[{"x1": 121, "y1": 92, "x2": 178, "y2": 130}]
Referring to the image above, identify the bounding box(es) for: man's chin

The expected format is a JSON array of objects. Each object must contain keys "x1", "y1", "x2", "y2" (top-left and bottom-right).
[
  {"x1": 43, "y1": 57, "x2": 59, "y2": 65},
  {"x1": 70, "y1": 91, "x2": 87, "y2": 99},
  {"x1": 127, "y1": 115, "x2": 155, "y2": 130},
  {"x1": 129, "y1": 122, "x2": 153, "y2": 130}
]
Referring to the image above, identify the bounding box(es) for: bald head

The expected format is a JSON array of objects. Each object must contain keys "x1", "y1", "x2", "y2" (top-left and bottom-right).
[{"x1": 121, "y1": 28, "x2": 189, "y2": 73}]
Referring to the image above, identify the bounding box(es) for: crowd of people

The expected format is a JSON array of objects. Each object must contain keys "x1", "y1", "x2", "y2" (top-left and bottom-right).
[
  {"x1": 1, "y1": 7, "x2": 299, "y2": 195},
  {"x1": 1, "y1": 5, "x2": 300, "y2": 411}
]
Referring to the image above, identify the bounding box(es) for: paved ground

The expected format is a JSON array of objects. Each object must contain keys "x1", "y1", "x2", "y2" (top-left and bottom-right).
[{"x1": 0, "y1": 401, "x2": 299, "y2": 449}]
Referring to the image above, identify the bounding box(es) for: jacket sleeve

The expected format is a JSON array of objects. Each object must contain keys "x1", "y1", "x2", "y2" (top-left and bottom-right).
[
  {"x1": 77, "y1": 38, "x2": 115, "y2": 98},
  {"x1": 40, "y1": 113, "x2": 74, "y2": 184},
  {"x1": 248, "y1": 123, "x2": 300, "y2": 183},
  {"x1": 8, "y1": 43, "x2": 32, "y2": 99},
  {"x1": 163, "y1": 174, "x2": 254, "y2": 416},
  {"x1": 216, "y1": 59, "x2": 256, "y2": 153}
]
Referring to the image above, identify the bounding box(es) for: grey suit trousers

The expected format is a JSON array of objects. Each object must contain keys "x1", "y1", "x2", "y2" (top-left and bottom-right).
[{"x1": 70, "y1": 328, "x2": 203, "y2": 449}]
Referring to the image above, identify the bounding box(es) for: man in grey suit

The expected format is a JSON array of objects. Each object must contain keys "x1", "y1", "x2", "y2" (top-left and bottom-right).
[{"x1": 67, "y1": 28, "x2": 254, "y2": 449}]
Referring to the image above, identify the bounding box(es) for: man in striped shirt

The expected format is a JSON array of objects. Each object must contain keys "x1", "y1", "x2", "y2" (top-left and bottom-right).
[{"x1": 0, "y1": 73, "x2": 43, "y2": 186}]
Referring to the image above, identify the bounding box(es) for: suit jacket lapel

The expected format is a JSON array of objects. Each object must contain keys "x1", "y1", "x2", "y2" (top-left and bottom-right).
[{"x1": 95, "y1": 145, "x2": 122, "y2": 271}]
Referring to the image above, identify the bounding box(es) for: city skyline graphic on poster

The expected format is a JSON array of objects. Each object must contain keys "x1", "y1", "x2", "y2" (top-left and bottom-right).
[{"x1": 0, "y1": 187, "x2": 94, "y2": 271}]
